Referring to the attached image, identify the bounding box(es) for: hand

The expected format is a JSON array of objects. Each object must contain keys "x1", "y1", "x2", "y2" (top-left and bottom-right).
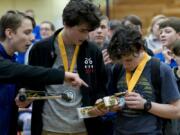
[
  {"x1": 109, "y1": 104, "x2": 122, "y2": 112},
  {"x1": 102, "y1": 49, "x2": 112, "y2": 65},
  {"x1": 162, "y1": 48, "x2": 173, "y2": 64},
  {"x1": 88, "y1": 99, "x2": 109, "y2": 117},
  {"x1": 64, "y1": 72, "x2": 88, "y2": 88},
  {"x1": 15, "y1": 94, "x2": 33, "y2": 108},
  {"x1": 125, "y1": 92, "x2": 146, "y2": 110}
]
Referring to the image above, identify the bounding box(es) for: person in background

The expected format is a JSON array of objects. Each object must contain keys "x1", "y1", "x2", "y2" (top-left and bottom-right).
[
  {"x1": 122, "y1": 14, "x2": 143, "y2": 34},
  {"x1": 155, "y1": 17, "x2": 180, "y2": 68},
  {"x1": 25, "y1": 9, "x2": 41, "y2": 41},
  {"x1": 172, "y1": 39, "x2": 180, "y2": 66},
  {"x1": 24, "y1": 21, "x2": 55, "y2": 64},
  {"x1": 145, "y1": 15, "x2": 167, "y2": 54},
  {"x1": 89, "y1": 15, "x2": 118, "y2": 135},
  {"x1": 89, "y1": 15, "x2": 109, "y2": 49},
  {"x1": 170, "y1": 40, "x2": 180, "y2": 135},
  {"x1": 102, "y1": 19, "x2": 122, "y2": 65},
  {"x1": 40, "y1": 21, "x2": 55, "y2": 39},
  {"x1": 122, "y1": 14, "x2": 154, "y2": 56},
  {"x1": 107, "y1": 19, "x2": 121, "y2": 40},
  {"x1": 172, "y1": 39, "x2": 180, "y2": 87},
  {"x1": 155, "y1": 17, "x2": 180, "y2": 135}
]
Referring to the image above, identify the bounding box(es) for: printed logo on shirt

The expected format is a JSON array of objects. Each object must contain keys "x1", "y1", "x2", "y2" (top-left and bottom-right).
[{"x1": 84, "y1": 57, "x2": 94, "y2": 74}]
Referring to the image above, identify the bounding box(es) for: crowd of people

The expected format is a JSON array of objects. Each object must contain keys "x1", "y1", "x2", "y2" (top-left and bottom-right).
[{"x1": 1, "y1": 0, "x2": 180, "y2": 135}]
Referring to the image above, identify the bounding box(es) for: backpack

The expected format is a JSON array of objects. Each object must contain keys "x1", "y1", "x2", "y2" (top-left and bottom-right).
[
  {"x1": 111, "y1": 58, "x2": 179, "y2": 135},
  {"x1": 151, "y1": 58, "x2": 180, "y2": 135}
]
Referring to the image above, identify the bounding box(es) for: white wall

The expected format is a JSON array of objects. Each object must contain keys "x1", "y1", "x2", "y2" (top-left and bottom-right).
[{"x1": 0, "y1": 0, "x2": 70, "y2": 28}]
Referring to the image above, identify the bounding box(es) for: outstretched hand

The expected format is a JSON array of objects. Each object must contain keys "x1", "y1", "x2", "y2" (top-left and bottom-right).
[
  {"x1": 64, "y1": 72, "x2": 88, "y2": 88},
  {"x1": 88, "y1": 99, "x2": 109, "y2": 117},
  {"x1": 15, "y1": 89, "x2": 33, "y2": 108}
]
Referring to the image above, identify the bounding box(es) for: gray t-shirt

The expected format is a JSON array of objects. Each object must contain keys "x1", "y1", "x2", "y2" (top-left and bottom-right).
[
  {"x1": 114, "y1": 60, "x2": 180, "y2": 135},
  {"x1": 42, "y1": 41, "x2": 86, "y2": 133}
]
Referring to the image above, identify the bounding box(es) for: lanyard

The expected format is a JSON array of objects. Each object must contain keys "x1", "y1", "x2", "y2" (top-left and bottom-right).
[
  {"x1": 57, "y1": 32, "x2": 79, "y2": 72},
  {"x1": 126, "y1": 53, "x2": 150, "y2": 92}
]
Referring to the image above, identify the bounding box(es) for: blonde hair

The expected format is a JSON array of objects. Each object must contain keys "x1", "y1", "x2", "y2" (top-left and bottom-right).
[{"x1": 147, "y1": 14, "x2": 167, "y2": 34}]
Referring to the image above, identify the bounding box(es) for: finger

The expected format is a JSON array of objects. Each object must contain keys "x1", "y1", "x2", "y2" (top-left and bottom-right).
[
  {"x1": 114, "y1": 105, "x2": 122, "y2": 111},
  {"x1": 126, "y1": 92, "x2": 139, "y2": 97},
  {"x1": 88, "y1": 107, "x2": 101, "y2": 116},
  {"x1": 81, "y1": 79, "x2": 89, "y2": 87},
  {"x1": 103, "y1": 54, "x2": 110, "y2": 61},
  {"x1": 15, "y1": 96, "x2": 19, "y2": 102},
  {"x1": 127, "y1": 104, "x2": 138, "y2": 109},
  {"x1": 109, "y1": 106, "x2": 117, "y2": 112},
  {"x1": 105, "y1": 59, "x2": 112, "y2": 64},
  {"x1": 99, "y1": 108, "x2": 109, "y2": 114},
  {"x1": 125, "y1": 100, "x2": 138, "y2": 105},
  {"x1": 102, "y1": 50, "x2": 108, "y2": 58},
  {"x1": 102, "y1": 49, "x2": 107, "y2": 54},
  {"x1": 103, "y1": 53, "x2": 108, "y2": 59},
  {"x1": 71, "y1": 81, "x2": 80, "y2": 87},
  {"x1": 95, "y1": 98, "x2": 103, "y2": 104},
  {"x1": 125, "y1": 96, "x2": 138, "y2": 101},
  {"x1": 93, "y1": 107, "x2": 104, "y2": 115}
]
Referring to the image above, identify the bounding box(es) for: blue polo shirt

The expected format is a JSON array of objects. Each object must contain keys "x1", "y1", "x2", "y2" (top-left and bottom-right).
[
  {"x1": 0, "y1": 44, "x2": 17, "y2": 135},
  {"x1": 154, "y1": 52, "x2": 177, "y2": 68}
]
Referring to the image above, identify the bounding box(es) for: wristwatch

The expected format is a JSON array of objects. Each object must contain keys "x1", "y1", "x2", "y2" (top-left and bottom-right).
[{"x1": 144, "y1": 99, "x2": 152, "y2": 112}]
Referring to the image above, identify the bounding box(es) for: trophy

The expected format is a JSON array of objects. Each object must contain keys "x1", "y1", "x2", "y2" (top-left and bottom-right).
[
  {"x1": 77, "y1": 91, "x2": 127, "y2": 118},
  {"x1": 18, "y1": 88, "x2": 72, "y2": 102}
]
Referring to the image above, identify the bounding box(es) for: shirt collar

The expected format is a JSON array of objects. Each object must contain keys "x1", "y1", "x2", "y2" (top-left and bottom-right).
[{"x1": 0, "y1": 43, "x2": 16, "y2": 62}]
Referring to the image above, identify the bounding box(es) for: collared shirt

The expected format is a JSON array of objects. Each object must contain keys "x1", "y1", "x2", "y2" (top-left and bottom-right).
[{"x1": 154, "y1": 52, "x2": 178, "y2": 68}]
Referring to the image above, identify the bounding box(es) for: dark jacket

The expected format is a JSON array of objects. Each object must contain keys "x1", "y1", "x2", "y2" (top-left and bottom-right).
[
  {"x1": 0, "y1": 55, "x2": 65, "y2": 135},
  {"x1": 28, "y1": 29, "x2": 108, "y2": 135}
]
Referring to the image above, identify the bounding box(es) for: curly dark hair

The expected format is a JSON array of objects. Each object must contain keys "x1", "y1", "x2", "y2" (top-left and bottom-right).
[
  {"x1": 122, "y1": 15, "x2": 142, "y2": 28},
  {"x1": 62, "y1": 0, "x2": 101, "y2": 31},
  {"x1": 159, "y1": 17, "x2": 180, "y2": 33},
  {"x1": 107, "y1": 25, "x2": 144, "y2": 60}
]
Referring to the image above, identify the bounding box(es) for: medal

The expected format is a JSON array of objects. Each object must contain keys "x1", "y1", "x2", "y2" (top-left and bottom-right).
[
  {"x1": 103, "y1": 96, "x2": 118, "y2": 107},
  {"x1": 118, "y1": 97, "x2": 125, "y2": 107}
]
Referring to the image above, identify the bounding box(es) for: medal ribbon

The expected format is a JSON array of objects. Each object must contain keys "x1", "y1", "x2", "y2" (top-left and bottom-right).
[
  {"x1": 126, "y1": 52, "x2": 150, "y2": 92},
  {"x1": 57, "y1": 32, "x2": 79, "y2": 72}
]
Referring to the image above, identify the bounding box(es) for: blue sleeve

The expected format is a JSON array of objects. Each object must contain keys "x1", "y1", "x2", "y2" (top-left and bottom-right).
[{"x1": 33, "y1": 25, "x2": 41, "y2": 41}]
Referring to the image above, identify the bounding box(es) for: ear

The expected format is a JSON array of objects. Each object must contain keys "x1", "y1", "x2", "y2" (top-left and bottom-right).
[{"x1": 5, "y1": 28, "x2": 14, "y2": 39}]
